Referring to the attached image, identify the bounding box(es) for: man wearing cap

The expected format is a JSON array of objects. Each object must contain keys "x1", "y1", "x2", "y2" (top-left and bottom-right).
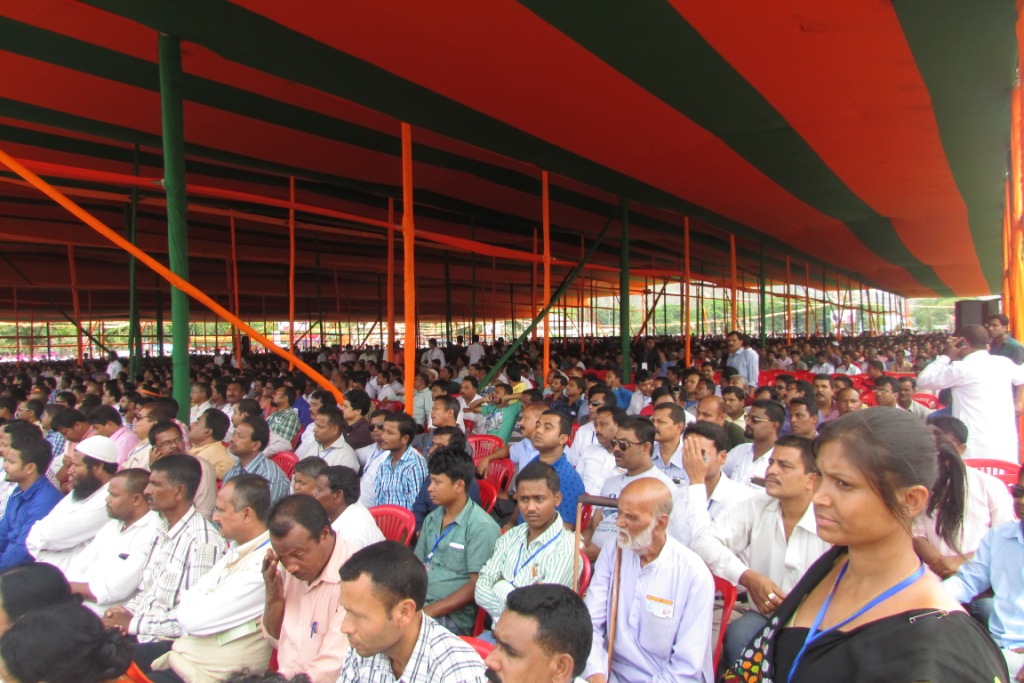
[{"x1": 26, "y1": 434, "x2": 120, "y2": 572}]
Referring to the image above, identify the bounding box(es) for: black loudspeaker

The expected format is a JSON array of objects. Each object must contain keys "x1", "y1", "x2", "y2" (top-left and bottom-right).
[
  {"x1": 240, "y1": 334, "x2": 250, "y2": 356},
  {"x1": 954, "y1": 299, "x2": 1001, "y2": 330}
]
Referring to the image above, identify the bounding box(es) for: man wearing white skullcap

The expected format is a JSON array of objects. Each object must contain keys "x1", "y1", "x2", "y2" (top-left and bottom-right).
[{"x1": 27, "y1": 434, "x2": 120, "y2": 571}]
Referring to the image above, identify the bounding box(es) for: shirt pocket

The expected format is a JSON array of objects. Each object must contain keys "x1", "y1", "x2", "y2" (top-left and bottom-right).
[
  {"x1": 636, "y1": 597, "x2": 677, "y2": 657},
  {"x1": 434, "y1": 539, "x2": 469, "y2": 574}
]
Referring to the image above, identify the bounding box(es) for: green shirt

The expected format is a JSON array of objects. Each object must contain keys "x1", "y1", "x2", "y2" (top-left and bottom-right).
[
  {"x1": 991, "y1": 335, "x2": 1024, "y2": 365},
  {"x1": 414, "y1": 499, "x2": 500, "y2": 634},
  {"x1": 480, "y1": 402, "x2": 522, "y2": 444}
]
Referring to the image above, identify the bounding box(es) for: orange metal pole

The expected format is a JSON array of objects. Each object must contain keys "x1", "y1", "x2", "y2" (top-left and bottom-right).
[
  {"x1": 532, "y1": 229, "x2": 538, "y2": 341},
  {"x1": 684, "y1": 217, "x2": 691, "y2": 367},
  {"x1": 729, "y1": 234, "x2": 738, "y2": 330},
  {"x1": 387, "y1": 198, "x2": 396, "y2": 363},
  {"x1": 542, "y1": 171, "x2": 551, "y2": 387},
  {"x1": 67, "y1": 245, "x2": 83, "y2": 365},
  {"x1": 288, "y1": 176, "x2": 296, "y2": 367},
  {"x1": 0, "y1": 146, "x2": 344, "y2": 402},
  {"x1": 400, "y1": 123, "x2": 416, "y2": 415}
]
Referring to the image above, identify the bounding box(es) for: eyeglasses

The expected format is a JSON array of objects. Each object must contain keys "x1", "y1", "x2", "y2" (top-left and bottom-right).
[
  {"x1": 1012, "y1": 484, "x2": 1024, "y2": 499},
  {"x1": 370, "y1": 423, "x2": 386, "y2": 431},
  {"x1": 745, "y1": 415, "x2": 771, "y2": 424},
  {"x1": 610, "y1": 438, "x2": 644, "y2": 451},
  {"x1": 589, "y1": 400, "x2": 603, "y2": 407}
]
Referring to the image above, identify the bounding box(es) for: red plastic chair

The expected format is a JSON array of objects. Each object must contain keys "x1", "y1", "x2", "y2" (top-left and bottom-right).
[
  {"x1": 269, "y1": 451, "x2": 299, "y2": 479},
  {"x1": 713, "y1": 575, "x2": 738, "y2": 671},
  {"x1": 576, "y1": 549, "x2": 593, "y2": 596},
  {"x1": 965, "y1": 459, "x2": 1021, "y2": 489},
  {"x1": 485, "y1": 458, "x2": 515, "y2": 493},
  {"x1": 460, "y1": 635, "x2": 494, "y2": 659},
  {"x1": 860, "y1": 391, "x2": 877, "y2": 407},
  {"x1": 381, "y1": 400, "x2": 405, "y2": 413},
  {"x1": 463, "y1": 417, "x2": 477, "y2": 434},
  {"x1": 468, "y1": 434, "x2": 504, "y2": 465},
  {"x1": 123, "y1": 662, "x2": 154, "y2": 683},
  {"x1": 912, "y1": 393, "x2": 940, "y2": 409},
  {"x1": 579, "y1": 502, "x2": 595, "y2": 530},
  {"x1": 568, "y1": 423, "x2": 581, "y2": 446},
  {"x1": 478, "y1": 479, "x2": 498, "y2": 513},
  {"x1": 369, "y1": 505, "x2": 417, "y2": 546}
]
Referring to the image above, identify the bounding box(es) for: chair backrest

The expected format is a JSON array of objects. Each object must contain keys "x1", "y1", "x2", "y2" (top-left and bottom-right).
[
  {"x1": 577, "y1": 549, "x2": 593, "y2": 597},
  {"x1": 568, "y1": 423, "x2": 581, "y2": 446},
  {"x1": 269, "y1": 451, "x2": 299, "y2": 479},
  {"x1": 579, "y1": 503, "x2": 595, "y2": 530},
  {"x1": 713, "y1": 575, "x2": 738, "y2": 671},
  {"x1": 478, "y1": 480, "x2": 498, "y2": 513},
  {"x1": 912, "y1": 392, "x2": 940, "y2": 409},
  {"x1": 485, "y1": 458, "x2": 515, "y2": 493},
  {"x1": 460, "y1": 635, "x2": 495, "y2": 659},
  {"x1": 964, "y1": 458, "x2": 1021, "y2": 488},
  {"x1": 859, "y1": 391, "x2": 877, "y2": 407},
  {"x1": 468, "y1": 434, "x2": 504, "y2": 465},
  {"x1": 382, "y1": 400, "x2": 405, "y2": 414},
  {"x1": 368, "y1": 505, "x2": 416, "y2": 545}
]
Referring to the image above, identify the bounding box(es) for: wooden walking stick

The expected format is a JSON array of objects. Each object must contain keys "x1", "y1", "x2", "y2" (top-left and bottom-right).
[{"x1": 573, "y1": 494, "x2": 623, "y2": 671}]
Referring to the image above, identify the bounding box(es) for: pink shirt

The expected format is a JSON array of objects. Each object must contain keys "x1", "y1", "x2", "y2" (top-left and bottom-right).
[
  {"x1": 109, "y1": 426, "x2": 140, "y2": 466},
  {"x1": 265, "y1": 536, "x2": 353, "y2": 683}
]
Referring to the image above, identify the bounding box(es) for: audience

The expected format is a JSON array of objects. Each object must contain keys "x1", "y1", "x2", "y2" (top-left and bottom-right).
[
  {"x1": 311, "y1": 465, "x2": 384, "y2": 551},
  {"x1": 0, "y1": 436, "x2": 61, "y2": 569}
]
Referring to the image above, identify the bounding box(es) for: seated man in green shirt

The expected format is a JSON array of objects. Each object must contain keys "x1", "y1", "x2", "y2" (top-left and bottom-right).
[
  {"x1": 477, "y1": 384, "x2": 522, "y2": 445},
  {"x1": 414, "y1": 446, "x2": 501, "y2": 635}
]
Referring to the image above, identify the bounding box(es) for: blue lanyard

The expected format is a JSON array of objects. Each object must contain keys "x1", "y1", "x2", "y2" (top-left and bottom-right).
[
  {"x1": 513, "y1": 534, "x2": 561, "y2": 583},
  {"x1": 788, "y1": 560, "x2": 924, "y2": 682},
  {"x1": 425, "y1": 522, "x2": 457, "y2": 563}
]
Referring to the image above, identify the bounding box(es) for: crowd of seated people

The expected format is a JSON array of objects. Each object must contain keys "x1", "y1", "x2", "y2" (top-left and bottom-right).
[{"x1": 0, "y1": 320, "x2": 1017, "y2": 681}]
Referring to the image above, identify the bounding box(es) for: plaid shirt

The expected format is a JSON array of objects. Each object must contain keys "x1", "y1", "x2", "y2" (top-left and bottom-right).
[
  {"x1": 337, "y1": 613, "x2": 486, "y2": 683},
  {"x1": 267, "y1": 407, "x2": 301, "y2": 443},
  {"x1": 223, "y1": 452, "x2": 291, "y2": 505},
  {"x1": 127, "y1": 506, "x2": 226, "y2": 642},
  {"x1": 374, "y1": 446, "x2": 427, "y2": 509}
]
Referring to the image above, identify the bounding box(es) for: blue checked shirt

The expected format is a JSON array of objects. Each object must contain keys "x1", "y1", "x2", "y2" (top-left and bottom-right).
[
  {"x1": 374, "y1": 446, "x2": 427, "y2": 510},
  {"x1": 222, "y1": 452, "x2": 291, "y2": 505}
]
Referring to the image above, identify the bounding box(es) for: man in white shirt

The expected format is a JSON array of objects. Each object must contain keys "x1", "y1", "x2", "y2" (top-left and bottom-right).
[
  {"x1": 682, "y1": 422, "x2": 753, "y2": 522},
  {"x1": 574, "y1": 406, "x2": 619, "y2": 495},
  {"x1": 583, "y1": 478, "x2": 714, "y2": 683},
  {"x1": 692, "y1": 434, "x2": 829, "y2": 669},
  {"x1": 312, "y1": 465, "x2": 384, "y2": 551},
  {"x1": 421, "y1": 338, "x2": 446, "y2": 368},
  {"x1": 148, "y1": 474, "x2": 274, "y2": 682},
  {"x1": 27, "y1": 434, "x2": 119, "y2": 572},
  {"x1": 721, "y1": 387, "x2": 747, "y2": 428},
  {"x1": 67, "y1": 468, "x2": 159, "y2": 614},
  {"x1": 810, "y1": 352, "x2": 835, "y2": 376},
  {"x1": 566, "y1": 388, "x2": 615, "y2": 466},
  {"x1": 626, "y1": 370, "x2": 655, "y2": 416},
  {"x1": 188, "y1": 382, "x2": 213, "y2": 426},
  {"x1": 457, "y1": 377, "x2": 486, "y2": 435},
  {"x1": 917, "y1": 325, "x2": 1024, "y2": 462},
  {"x1": 294, "y1": 391, "x2": 335, "y2": 460},
  {"x1": 466, "y1": 334, "x2": 485, "y2": 366},
  {"x1": 834, "y1": 352, "x2": 862, "y2": 375},
  {"x1": 897, "y1": 377, "x2": 931, "y2": 422},
  {"x1": 582, "y1": 416, "x2": 708, "y2": 560},
  {"x1": 722, "y1": 399, "x2": 782, "y2": 489},
  {"x1": 311, "y1": 408, "x2": 359, "y2": 470},
  {"x1": 651, "y1": 402, "x2": 696, "y2": 485},
  {"x1": 358, "y1": 410, "x2": 390, "y2": 507}
]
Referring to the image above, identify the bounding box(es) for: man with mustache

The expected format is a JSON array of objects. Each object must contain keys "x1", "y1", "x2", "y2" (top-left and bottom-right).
[
  {"x1": 723, "y1": 399, "x2": 783, "y2": 490},
  {"x1": 691, "y1": 435, "x2": 828, "y2": 671},
  {"x1": 582, "y1": 477, "x2": 714, "y2": 683}
]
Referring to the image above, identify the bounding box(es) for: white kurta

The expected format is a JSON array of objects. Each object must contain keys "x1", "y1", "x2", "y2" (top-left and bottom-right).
[
  {"x1": 26, "y1": 482, "x2": 112, "y2": 572},
  {"x1": 917, "y1": 351, "x2": 1024, "y2": 462}
]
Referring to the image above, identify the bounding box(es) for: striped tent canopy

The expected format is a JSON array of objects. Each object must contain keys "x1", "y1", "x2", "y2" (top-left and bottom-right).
[{"x1": 0, "y1": 0, "x2": 1017, "y2": 319}]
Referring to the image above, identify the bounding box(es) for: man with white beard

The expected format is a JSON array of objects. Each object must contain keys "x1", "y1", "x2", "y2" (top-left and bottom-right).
[{"x1": 581, "y1": 478, "x2": 715, "y2": 683}]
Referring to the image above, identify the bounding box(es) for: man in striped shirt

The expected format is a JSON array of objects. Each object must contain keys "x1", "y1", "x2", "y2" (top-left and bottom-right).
[
  {"x1": 475, "y1": 461, "x2": 579, "y2": 625},
  {"x1": 101, "y1": 454, "x2": 226, "y2": 670},
  {"x1": 373, "y1": 413, "x2": 427, "y2": 510}
]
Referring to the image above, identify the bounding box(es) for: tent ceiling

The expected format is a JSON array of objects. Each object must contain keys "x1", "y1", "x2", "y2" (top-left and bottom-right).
[{"x1": 0, "y1": 0, "x2": 1016, "y2": 321}]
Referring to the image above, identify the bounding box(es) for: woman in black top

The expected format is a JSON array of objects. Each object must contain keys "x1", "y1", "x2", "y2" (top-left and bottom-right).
[{"x1": 723, "y1": 408, "x2": 1008, "y2": 683}]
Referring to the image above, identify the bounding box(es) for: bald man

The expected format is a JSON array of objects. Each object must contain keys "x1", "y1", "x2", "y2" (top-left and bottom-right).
[
  {"x1": 582, "y1": 478, "x2": 714, "y2": 683},
  {"x1": 694, "y1": 396, "x2": 748, "y2": 451}
]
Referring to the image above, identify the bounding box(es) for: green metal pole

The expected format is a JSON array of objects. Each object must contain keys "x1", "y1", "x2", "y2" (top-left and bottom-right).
[
  {"x1": 619, "y1": 200, "x2": 630, "y2": 381},
  {"x1": 480, "y1": 204, "x2": 620, "y2": 387},
  {"x1": 759, "y1": 244, "x2": 767, "y2": 347},
  {"x1": 159, "y1": 34, "x2": 191, "y2": 422}
]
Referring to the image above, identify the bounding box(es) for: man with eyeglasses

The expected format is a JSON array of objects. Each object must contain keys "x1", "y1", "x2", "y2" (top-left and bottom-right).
[
  {"x1": 121, "y1": 402, "x2": 176, "y2": 470},
  {"x1": 565, "y1": 387, "x2": 616, "y2": 466},
  {"x1": 945, "y1": 467, "x2": 1024, "y2": 682},
  {"x1": 358, "y1": 409, "x2": 391, "y2": 507},
  {"x1": 722, "y1": 399, "x2": 782, "y2": 490},
  {"x1": 581, "y1": 416, "x2": 709, "y2": 562}
]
